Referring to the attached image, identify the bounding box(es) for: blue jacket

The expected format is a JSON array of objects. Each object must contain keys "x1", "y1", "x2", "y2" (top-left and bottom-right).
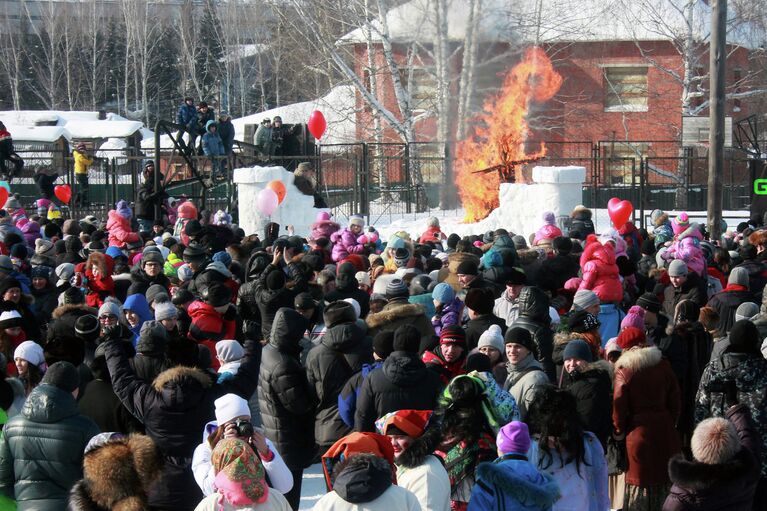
[
  {"x1": 202, "y1": 121, "x2": 225, "y2": 157},
  {"x1": 469, "y1": 456, "x2": 560, "y2": 511},
  {"x1": 338, "y1": 361, "x2": 383, "y2": 428},
  {"x1": 176, "y1": 103, "x2": 197, "y2": 128},
  {"x1": 123, "y1": 293, "x2": 153, "y2": 347},
  {"x1": 598, "y1": 303, "x2": 625, "y2": 347},
  {"x1": 217, "y1": 120, "x2": 235, "y2": 154}
]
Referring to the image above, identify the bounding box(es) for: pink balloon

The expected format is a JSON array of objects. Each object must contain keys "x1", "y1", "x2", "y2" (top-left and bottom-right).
[
  {"x1": 607, "y1": 197, "x2": 633, "y2": 229},
  {"x1": 257, "y1": 188, "x2": 279, "y2": 216}
]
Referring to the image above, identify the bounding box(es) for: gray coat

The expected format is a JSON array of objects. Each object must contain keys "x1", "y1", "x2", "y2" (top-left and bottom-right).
[{"x1": 503, "y1": 353, "x2": 549, "y2": 420}]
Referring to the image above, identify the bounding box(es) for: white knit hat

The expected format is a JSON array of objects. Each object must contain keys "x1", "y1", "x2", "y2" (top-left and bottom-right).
[
  {"x1": 214, "y1": 394, "x2": 250, "y2": 425},
  {"x1": 343, "y1": 298, "x2": 361, "y2": 319},
  {"x1": 14, "y1": 340, "x2": 45, "y2": 369},
  {"x1": 215, "y1": 340, "x2": 244, "y2": 363},
  {"x1": 477, "y1": 324, "x2": 504, "y2": 353}
]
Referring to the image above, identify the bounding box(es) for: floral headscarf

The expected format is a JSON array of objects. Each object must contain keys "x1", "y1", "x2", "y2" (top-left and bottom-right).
[{"x1": 212, "y1": 438, "x2": 268, "y2": 508}]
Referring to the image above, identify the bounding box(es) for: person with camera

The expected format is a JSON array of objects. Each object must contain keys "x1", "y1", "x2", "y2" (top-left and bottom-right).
[{"x1": 192, "y1": 394, "x2": 293, "y2": 498}]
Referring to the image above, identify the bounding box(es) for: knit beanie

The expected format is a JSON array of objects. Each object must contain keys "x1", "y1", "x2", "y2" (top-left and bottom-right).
[
  {"x1": 266, "y1": 269, "x2": 286, "y2": 291},
  {"x1": 431, "y1": 283, "x2": 455, "y2": 304},
  {"x1": 74, "y1": 315, "x2": 99, "y2": 341},
  {"x1": 511, "y1": 235, "x2": 527, "y2": 250},
  {"x1": 204, "y1": 283, "x2": 232, "y2": 307},
  {"x1": 464, "y1": 288, "x2": 494, "y2": 315},
  {"x1": 177, "y1": 264, "x2": 193, "y2": 282},
  {"x1": 621, "y1": 306, "x2": 646, "y2": 331},
  {"x1": 116, "y1": 200, "x2": 132, "y2": 220},
  {"x1": 552, "y1": 236, "x2": 572, "y2": 254},
  {"x1": 393, "y1": 248, "x2": 410, "y2": 268},
  {"x1": 393, "y1": 324, "x2": 420, "y2": 353},
  {"x1": 455, "y1": 260, "x2": 478, "y2": 276},
  {"x1": 668, "y1": 259, "x2": 689, "y2": 277},
  {"x1": 98, "y1": 300, "x2": 122, "y2": 320},
  {"x1": 617, "y1": 326, "x2": 646, "y2": 350},
  {"x1": 136, "y1": 321, "x2": 167, "y2": 355},
  {"x1": 567, "y1": 310, "x2": 600, "y2": 333},
  {"x1": 349, "y1": 215, "x2": 364, "y2": 228},
  {"x1": 572, "y1": 290, "x2": 599, "y2": 311},
  {"x1": 216, "y1": 340, "x2": 245, "y2": 363},
  {"x1": 41, "y1": 361, "x2": 78, "y2": 392},
  {"x1": 496, "y1": 421, "x2": 531, "y2": 455},
  {"x1": 563, "y1": 339, "x2": 593, "y2": 362},
  {"x1": 542, "y1": 211, "x2": 556, "y2": 225},
  {"x1": 172, "y1": 288, "x2": 195, "y2": 306},
  {"x1": 427, "y1": 217, "x2": 440, "y2": 228},
  {"x1": 146, "y1": 284, "x2": 169, "y2": 305},
  {"x1": 728, "y1": 319, "x2": 760, "y2": 354},
  {"x1": 372, "y1": 331, "x2": 395, "y2": 359},
  {"x1": 214, "y1": 394, "x2": 251, "y2": 425},
  {"x1": 504, "y1": 327, "x2": 534, "y2": 352},
  {"x1": 142, "y1": 251, "x2": 164, "y2": 266},
  {"x1": 735, "y1": 302, "x2": 759, "y2": 322},
  {"x1": 691, "y1": 418, "x2": 741, "y2": 465},
  {"x1": 728, "y1": 267, "x2": 750, "y2": 288},
  {"x1": 35, "y1": 238, "x2": 55, "y2": 257},
  {"x1": 61, "y1": 287, "x2": 84, "y2": 305},
  {"x1": 153, "y1": 301, "x2": 178, "y2": 322},
  {"x1": 212, "y1": 251, "x2": 232, "y2": 268},
  {"x1": 636, "y1": 292, "x2": 661, "y2": 314},
  {"x1": 477, "y1": 324, "x2": 504, "y2": 353},
  {"x1": 439, "y1": 325, "x2": 466, "y2": 348},
  {"x1": 385, "y1": 278, "x2": 409, "y2": 299},
  {"x1": 14, "y1": 340, "x2": 45, "y2": 369}
]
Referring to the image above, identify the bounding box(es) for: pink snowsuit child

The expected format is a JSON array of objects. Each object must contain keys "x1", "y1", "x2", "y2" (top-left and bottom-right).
[
  {"x1": 533, "y1": 211, "x2": 563, "y2": 245},
  {"x1": 310, "y1": 211, "x2": 340, "y2": 241},
  {"x1": 106, "y1": 200, "x2": 140, "y2": 248},
  {"x1": 330, "y1": 215, "x2": 367, "y2": 262}
]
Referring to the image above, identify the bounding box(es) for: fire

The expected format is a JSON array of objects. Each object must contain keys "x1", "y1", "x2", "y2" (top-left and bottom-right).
[{"x1": 455, "y1": 47, "x2": 562, "y2": 223}]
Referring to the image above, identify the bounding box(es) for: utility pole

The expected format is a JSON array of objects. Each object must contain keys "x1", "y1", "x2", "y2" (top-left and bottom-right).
[{"x1": 707, "y1": 0, "x2": 726, "y2": 241}]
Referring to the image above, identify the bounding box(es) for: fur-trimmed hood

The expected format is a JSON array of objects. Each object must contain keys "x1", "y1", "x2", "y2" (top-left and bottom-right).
[
  {"x1": 475, "y1": 460, "x2": 560, "y2": 507},
  {"x1": 571, "y1": 358, "x2": 614, "y2": 381},
  {"x1": 152, "y1": 365, "x2": 212, "y2": 392},
  {"x1": 86, "y1": 251, "x2": 113, "y2": 278},
  {"x1": 615, "y1": 345, "x2": 663, "y2": 372},
  {"x1": 516, "y1": 248, "x2": 545, "y2": 265},
  {"x1": 668, "y1": 448, "x2": 756, "y2": 491},
  {"x1": 366, "y1": 301, "x2": 426, "y2": 329},
  {"x1": 51, "y1": 303, "x2": 98, "y2": 320}
]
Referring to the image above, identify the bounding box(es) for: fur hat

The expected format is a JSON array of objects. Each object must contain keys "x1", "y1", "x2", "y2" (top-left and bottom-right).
[
  {"x1": 477, "y1": 324, "x2": 504, "y2": 353},
  {"x1": 621, "y1": 306, "x2": 646, "y2": 331},
  {"x1": 691, "y1": 417, "x2": 740, "y2": 464}
]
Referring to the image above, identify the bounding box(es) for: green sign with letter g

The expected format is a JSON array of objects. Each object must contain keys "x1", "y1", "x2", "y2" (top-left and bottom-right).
[{"x1": 755, "y1": 179, "x2": 767, "y2": 195}]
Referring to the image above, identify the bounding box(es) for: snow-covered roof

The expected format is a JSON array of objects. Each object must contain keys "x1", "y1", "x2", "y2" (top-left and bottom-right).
[
  {"x1": 4, "y1": 125, "x2": 67, "y2": 143},
  {"x1": 62, "y1": 120, "x2": 144, "y2": 139},
  {"x1": 221, "y1": 44, "x2": 269, "y2": 64},
  {"x1": 0, "y1": 110, "x2": 153, "y2": 143},
  {"x1": 338, "y1": 0, "x2": 763, "y2": 49}
]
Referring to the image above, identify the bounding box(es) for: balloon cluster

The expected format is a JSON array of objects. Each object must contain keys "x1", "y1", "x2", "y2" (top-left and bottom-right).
[{"x1": 256, "y1": 180, "x2": 287, "y2": 216}]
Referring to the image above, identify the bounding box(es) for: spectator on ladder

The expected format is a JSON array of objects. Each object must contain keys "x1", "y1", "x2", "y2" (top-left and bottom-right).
[
  {"x1": 202, "y1": 121, "x2": 226, "y2": 181},
  {"x1": 218, "y1": 112, "x2": 235, "y2": 156},
  {"x1": 270, "y1": 116, "x2": 299, "y2": 159},
  {"x1": 254, "y1": 118, "x2": 272, "y2": 159},
  {"x1": 135, "y1": 161, "x2": 168, "y2": 235},
  {"x1": 0, "y1": 122, "x2": 23, "y2": 182},
  {"x1": 73, "y1": 143, "x2": 93, "y2": 208},
  {"x1": 195, "y1": 102, "x2": 215, "y2": 155},
  {"x1": 176, "y1": 96, "x2": 198, "y2": 156}
]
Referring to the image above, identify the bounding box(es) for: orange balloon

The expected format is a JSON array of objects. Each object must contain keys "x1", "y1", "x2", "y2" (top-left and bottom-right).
[{"x1": 267, "y1": 180, "x2": 287, "y2": 204}]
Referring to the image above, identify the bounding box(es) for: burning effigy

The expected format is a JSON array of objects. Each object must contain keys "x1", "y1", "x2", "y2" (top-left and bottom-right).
[{"x1": 455, "y1": 47, "x2": 563, "y2": 223}]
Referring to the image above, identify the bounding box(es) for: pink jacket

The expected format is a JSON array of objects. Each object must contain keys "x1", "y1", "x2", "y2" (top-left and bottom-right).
[
  {"x1": 578, "y1": 240, "x2": 623, "y2": 303},
  {"x1": 533, "y1": 224, "x2": 562, "y2": 245},
  {"x1": 18, "y1": 219, "x2": 40, "y2": 249},
  {"x1": 663, "y1": 229, "x2": 705, "y2": 276},
  {"x1": 311, "y1": 219, "x2": 340, "y2": 241},
  {"x1": 330, "y1": 228, "x2": 365, "y2": 262},
  {"x1": 106, "y1": 210, "x2": 140, "y2": 248}
]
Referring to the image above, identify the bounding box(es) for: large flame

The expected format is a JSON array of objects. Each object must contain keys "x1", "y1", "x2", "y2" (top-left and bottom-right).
[{"x1": 455, "y1": 47, "x2": 563, "y2": 223}]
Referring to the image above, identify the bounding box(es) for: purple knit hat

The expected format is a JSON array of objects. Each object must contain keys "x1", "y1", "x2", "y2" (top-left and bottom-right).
[
  {"x1": 542, "y1": 211, "x2": 556, "y2": 225},
  {"x1": 116, "y1": 200, "x2": 132, "y2": 220},
  {"x1": 620, "y1": 305, "x2": 646, "y2": 331},
  {"x1": 496, "y1": 421, "x2": 531, "y2": 455}
]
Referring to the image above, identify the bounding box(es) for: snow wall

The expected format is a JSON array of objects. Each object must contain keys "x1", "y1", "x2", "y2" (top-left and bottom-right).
[{"x1": 234, "y1": 166, "x2": 328, "y2": 238}]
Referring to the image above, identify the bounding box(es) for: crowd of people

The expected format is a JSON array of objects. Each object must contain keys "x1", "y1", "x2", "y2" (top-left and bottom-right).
[{"x1": 0, "y1": 180, "x2": 763, "y2": 511}]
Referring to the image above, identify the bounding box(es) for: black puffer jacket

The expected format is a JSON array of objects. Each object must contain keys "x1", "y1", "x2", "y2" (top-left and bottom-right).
[
  {"x1": 306, "y1": 302, "x2": 373, "y2": 450},
  {"x1": 187, "y1": 260, "x2": 226, "y2": 299},
  {"x1": 236, "y1": 251, "x2": 270, "y2": 339},
  {"x1": 255, "y1": 262, "x2": 307, "y2": 341},
  {"x1": 511, "y1": 286, "x2": 556, "y2": 381},
  {"x1": 354, "y1": 351, "x2": 443, "y2": 432},
  {"x1": 134, "y1": 179, "x2": 167, "y2": 221},
  {"x1": 561, "y1": 360, "x2": 613, "y2": 449},
  {"x1": 538, "y1": 254, "x2": 581, "y2": 294},
  {"x1": 0, "y1": 384, "x2": 100, "y2": 511},
  {"x1": 324, "y1": 262, "x2": 371, "y2": 318},
  {"x1": 126, "y1": 266, "x2": 170, "y2": 297},
  {"x1": 103, "y1": 337, "x2": 260, "y2": 511},
  {"x1": 706, "y1": 288, "x2": 755, "y2": 334},
  {"x1": 258, "y1": 307, "x2": 316, "y2": 470}
]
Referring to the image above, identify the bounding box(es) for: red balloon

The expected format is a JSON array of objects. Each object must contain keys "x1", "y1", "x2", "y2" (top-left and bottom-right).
[
  {"x1": 267, "y1": 180, "x2": 287, "y2": 204},
  {"x1": 307, "y1": 110, "x2": 327, "y2": 140},
  {"x1": 0, "y1": 188, "x2": 8, "y2": 210},
  {"x1": 607, "y1": 197, "x2": 633, "y2": 229},
  {"x1": 55, "y1": 185, "x2": 72, "y2": 204}
]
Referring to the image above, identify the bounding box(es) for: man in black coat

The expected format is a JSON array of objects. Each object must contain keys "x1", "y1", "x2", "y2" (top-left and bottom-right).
[
  {"x1": 537, "y1": 236, "x2": 581, "y2": 295},
  {"x1": 217, "y1": 112, "x2": 235, "y2": 155},
  {"x1": 668, "y1": 259, "x2": 708, "y2": 313},
  {"x1": 355, "y1": 324, "x2": 443, "y2": 432},
  {"x1": 463, "y1": 287, "x2": 507, "y2": 351},
  {"x1": 456, "y1": 259, "x2": 502, "y2": 299},
  {"x1": 305, "y1": 301, "x2": 373, "y2": 452},
  {"x1": 258, "y1": 307, "x2": 315, "y2": 510},
  {"x1": 127, "y1": 249, "x2": 171, "y2": 296},
  {"x1": 511, "y1": 286, "x2": 556, "y2": 381},
  {"x1": 254, "y1": 247, "x2": 308, "y2": 342},
  {"x1": 184, "y1": 242, "x2": 226, "y2": 299},
  {"x1": 323, "y1": 262, "x2": 370, "y2": 318},
  {"x1": 134, "y1": 162, "x2": 167, "y2": 234},
  {"x1": 706, "y1": 266, "x2": 755, "y2": 334}
]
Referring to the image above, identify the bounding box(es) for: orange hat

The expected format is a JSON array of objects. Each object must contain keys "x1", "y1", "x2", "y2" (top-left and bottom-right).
[
  {"x1": 376, "y1": 410, "x2": 433, "y2": 438},
  {"x1": 321, "y1": 432, "x2": 395, "y2": 491}
]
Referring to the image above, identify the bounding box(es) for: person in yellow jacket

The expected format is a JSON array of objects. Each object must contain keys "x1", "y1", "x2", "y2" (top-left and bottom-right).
[{"x1": 73, "y1": 143, "x2": 93, "y2": 207}]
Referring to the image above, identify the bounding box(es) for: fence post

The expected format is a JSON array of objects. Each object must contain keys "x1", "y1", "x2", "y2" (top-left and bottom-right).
[
  {"x1": 404, "y1": 144, "x2": 411, "y2": 214},
  {"x1": 360, "y1": 142, "x2": 369, "y2": 221},
  {"x1": 591, "y1": 144, "x2": 599, "y2": 206},
  {"x1": 639, "y1": 157, "x2": 646, "y2": 230}
]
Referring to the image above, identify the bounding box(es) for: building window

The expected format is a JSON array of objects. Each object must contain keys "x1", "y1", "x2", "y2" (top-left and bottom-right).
[
  {"x1": 399, "y1": 68, "x2": 437, "y2": 111},
  {"x1": 604, "y1": 142, "x2": 648, "y2": 185},
  {"x1": 604, "y1": 66, "x2": 649, "y2": 112}
]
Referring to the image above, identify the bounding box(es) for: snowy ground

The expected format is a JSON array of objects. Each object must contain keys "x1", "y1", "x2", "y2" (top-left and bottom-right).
[{"x1": 300, "y1": 464, "x2": 325, "y2": 509}]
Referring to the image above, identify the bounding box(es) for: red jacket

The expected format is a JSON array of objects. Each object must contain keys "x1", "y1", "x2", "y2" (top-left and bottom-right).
[
  {"x1": 106, "y1": 210, "x2": 140, "y2": 248},
  {"x1": 419, "y1": 226, "x2": 446, "y2": 244},
  {"x1": 579, "y1": 239, "x2": 623, "y2": 303},
  {"x1": 84, "y1": 252, "x2": 115, "y2": 307},
  {"x1": 187, "y1": 300, "x2": 236, "y2": 370}
]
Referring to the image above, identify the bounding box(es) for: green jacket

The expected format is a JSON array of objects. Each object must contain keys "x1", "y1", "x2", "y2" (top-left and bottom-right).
[{"x1": 0, "y1": 384, "x2": 99, "y2": 511}]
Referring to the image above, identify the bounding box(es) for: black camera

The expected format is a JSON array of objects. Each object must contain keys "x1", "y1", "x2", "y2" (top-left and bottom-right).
[{"x1": 234, "y1": 419, "x2": 254, "y2": 438}]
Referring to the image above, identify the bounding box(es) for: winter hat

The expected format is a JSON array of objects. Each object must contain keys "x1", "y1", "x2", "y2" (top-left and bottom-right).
[
  {"x1": 672, "y1": 212, "x2": 690, "y2": 236},
  {"x1": 323, "y1": 301, "x2": 357, "y2": 328},
  {"x1": 74, "y1": 315, "x2": 99, "y2": 339},
  {"x1": 640, "y1": 238, "x2": 656, "y2": 256},
  {"x1": 372, "y1": 331, "x2": 395, "y2": 359},
  {"x1": 393, "y1": 248, "x2": 410, "y2": 268},
  {"x1": 735, "y1": 302, "x2": 759, "y2": 322},
  {"x1": 393, "y1": 324, "x2": 421, "y2": 353},
  {"x1": 542, "y1": 211, "x2": 556, "y2": 225},
  {"x1": 504, "y1": 327, "x2": 535, "y2": 352},
  {"x1": 728, "y1": 267, "x2": 750, "y2": 288},
  {"x1": 563, "y1": 339, "x2": 593, "y2": 362},
  {"x1": 216, "y1": 340, "x2": 245, "y2": 363},
  {"x1": 342, "y1": 298, "x2": 361, "y2": 320},
  {"x1": 0, "y1": 256, "x2": 11, "y2": 273},
  {"x1": 172, "y1": 288, "x2": 194, "y2": 306},
  {"x1": 505, "y1": 268, "x2": 527, "y2": 286},
  {"x1": 728, "y1": 319, "x2": 760, "y2": 354},
  {"x1": 35, "y1": 238, "x2": 55, "y2": 257},
  {"x1": 349, "y1": 215, "x2": 365, "y2": 228},
  {"x1": 605, "y1": 338, "x2": 622, "y2": 358},
  {"x1": 215, "y1": 394, "x2": 251, "y2": 425},
  {"x1": 439, "y1": 325, "x2": 466, "y2": 347},
  {"x1": 385, "y1": 278, "x2": 408, "y2": 299},
  {"x1": 105, "y1": 246, "x2": 125, "y2": 260},
  {"x1": 464, "y1": 288, "x2": 494, "y2": 315},
  {"x1": 294, "y1": 292, "x2": 317, "y2": 311},
  {"x1": 10, "y1": 243, "x2": 27, "y2": 260},
  {"x1": 3, "y1": 196, "x2": 20, "y2": 210},
  {"x1": 142, "y1": 251, "x2": 164, "y2": 267},
  {"x1": 552, "y1": 236, "x2": 572, "y2": 254},
  {"x1": 568, "y1": 310, "x2": 600, "y2": 333},
  {"x1": 431, "y1": 282, "x2": 455, "y2": 304},
  {"x1": 355, "y1": 271, "x2": 371, "y2": 288},
  {"x1": 621, "y1": 306, "x2": 646, "y2": 331},
  {"x1": 30, "y1": 265, "x2": 51, "y2": 280},
  {"x1": 455, "y1": 260, "x2": 478, "y2": 276},
  {"x1": 184, "y1": 220, "x2": 203, "y2": 238},
  {"x1": 62, "y1": 219, "x2": 81, "y2": 236},
  {"x1": 691, "y1": 417, "x2": 741, "y2": 465},
  {"x1": 427, "y1": 217, "x2": 440, "y2": 228},
  {"x1": 617, "y1": 326, "x2": 646, "y2": 350},
  {"x1": 572, "y1": 290, "x2": 600, "y2": 311},
  {"x1": 204, "y1": 283, "x2": 232, "y2": 307},
  {"x1": 137, "y1": 321, "x2": 167, "y2": 355},
  {"x1": 177, "y1": 264, "x2": 193, "y2": 282},
  {"x1": 182, "y1": 243, "x2": 206, "y2": 261},
  {"x1": 212, "y1": 251, "x2": 233, "y2": 268},
  {"x1": 98, "y1": 301, "x2": 122, "y2": 320},
  {"x1": 116, "y1": 200, "x2": 132, "y2": 220},
  {"x1": 154, "y1": 301, "x2": 178, "y2": 322},
  {"x1": 668, "y1": 259, "x2": 689, "y2": 277},
  {"x1": 511, "y1": 235, "x2": 527, "y2": 250},
  {"x1": 41, "y1": 361, "x2": 79, "y2": 392},
  {"x1": 61, "y1": 287, "x2": 84, "y2": 305},
  {"x1": 496, "y1": 421, "x2": 531, "y2": 455},
  {"x1": 265, "y1": 269, "x2": 286, "y2": 291},
  {"x1": 146, "y1": 284, "x2": 169, "y2": 305},
  {"x1": 650, "y1": 209, "x2": 664, "y2": 224},
  {"x1": 0, "y1": 310, "x2": 22, "y2": 330},
  {"x1": 477, "y1": 324, "x2": 504, "y2": 353},
  {"x1": 14, "y1": 340, "x2": 45, "y2": 369},
  {"x1": 675, "y1": 299, "x2": 701, "y2": 323},
  {"x1": 636, "y1": 292, "x2": 662, "y2": 314},
  {"x1": 376, "y1": 410, "x2": 432, "y2": 438}
]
